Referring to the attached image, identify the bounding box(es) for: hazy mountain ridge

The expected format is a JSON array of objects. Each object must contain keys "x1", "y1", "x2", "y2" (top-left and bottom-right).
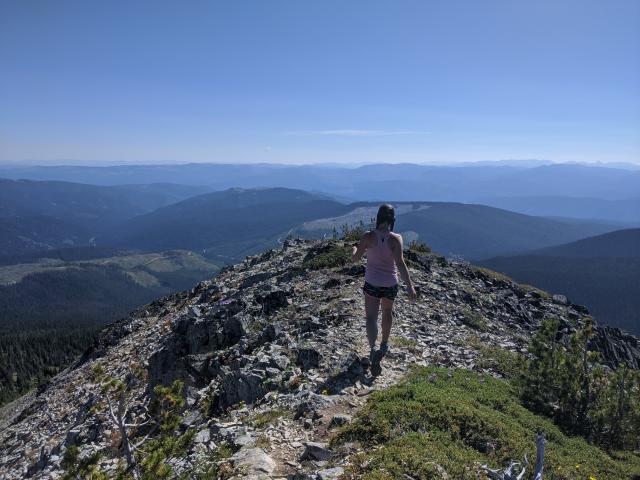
[
  {"x1": 0, "y1": 179, "x2": 212, "y2": 227},
  {"x1": 393, "y1": 202, "x2": 619, "y2": 260},
  {"x1": 100, "y1": 188, "x2": 353, "y2": 262},
  {"x1": 98, "y1": 188, "x2": 622, "y2": 262},
  {"x1": 0, "y1": 179, "x2": 215, "y2": 257},
  {"x1": 2, "y1": 163, "x2": 639, "y2": 201}
]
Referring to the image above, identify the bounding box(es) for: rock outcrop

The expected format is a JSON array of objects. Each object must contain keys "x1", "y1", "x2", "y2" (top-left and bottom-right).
[{"x1": 0, "y1": 238, "x2": 638, "y2": 479}]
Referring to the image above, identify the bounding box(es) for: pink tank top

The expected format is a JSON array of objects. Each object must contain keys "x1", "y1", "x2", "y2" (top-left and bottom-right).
[{"x1": 364, "y1": 230, "x2": 398, "y2": 287}]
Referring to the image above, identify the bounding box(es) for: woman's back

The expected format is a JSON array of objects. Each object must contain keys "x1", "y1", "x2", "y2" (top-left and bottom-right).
[{"x1": 365, "y1": 229, "x2": 398, "y2": 287}]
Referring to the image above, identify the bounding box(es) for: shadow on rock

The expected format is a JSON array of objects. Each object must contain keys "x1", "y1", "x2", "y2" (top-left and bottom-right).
[{"x1": 316, "y1": 351, "x2": 372, "y2": 394}]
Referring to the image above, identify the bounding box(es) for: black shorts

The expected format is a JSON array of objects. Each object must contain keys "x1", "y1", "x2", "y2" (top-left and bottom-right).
[{"x1": 363, "y1": 281, "x2": 399, "y2": 300}]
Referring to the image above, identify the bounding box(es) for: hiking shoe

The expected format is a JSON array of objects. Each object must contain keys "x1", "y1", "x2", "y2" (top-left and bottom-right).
[
  {"x1": 380, "y1": 341, "x2": 389, "y2": 357},
  {"x1": 370, "y1": 349, "x2": 383, "y2": 377}
]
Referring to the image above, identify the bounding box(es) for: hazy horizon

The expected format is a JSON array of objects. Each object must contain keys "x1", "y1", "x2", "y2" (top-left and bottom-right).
[{"x1": 1, "y1": 159, "x2": 640, "y2": 170}]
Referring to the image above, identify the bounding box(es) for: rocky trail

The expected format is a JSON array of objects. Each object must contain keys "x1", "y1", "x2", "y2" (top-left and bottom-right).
[{"x1": 1, "y1": 238, "x2": 638, "y2": 479}]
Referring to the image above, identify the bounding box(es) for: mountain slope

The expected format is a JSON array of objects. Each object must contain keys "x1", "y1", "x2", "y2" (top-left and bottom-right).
[
  {"x1": 0, "y1": 215, "x2": 91, "y2": 256},
  {"x1": 394, "y1": 202, "x2": 617, "y2": 259},
  {"x1": 103, "y1": 188, "x2": 352, "y2": 261},
  {"x1": 0, "y1": 179, "x2": 214, "y2": 257},
  {"x1": 479, "y1": 229, "x2": 640, "y2": 334},
  {"x1": 295, "y1": 201, "x2": 621, "y2": 259},
  {"x1": 0, "y1": 179, "x2": 210, "y2": 228},
  {"x1": 1, "y1": 239, "x2": 637, "y2": 478},
  {"x1": 479, "y1": 255, "x2": 640, "y2": 334},
  {"x1": 476, "y1": 195, "x2": 640, "y2": 224},
  {"x1": 528, "y1": 228, "x2": 640, "y2": 257}
]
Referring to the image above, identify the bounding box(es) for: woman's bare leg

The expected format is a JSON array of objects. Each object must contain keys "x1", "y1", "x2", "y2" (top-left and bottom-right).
[
  {"x1": 364, "y1": 292, "x2": 381, "y2": 349},
  {"x1": 380, "y1": 297, "x2": 395, "y2": 345}
]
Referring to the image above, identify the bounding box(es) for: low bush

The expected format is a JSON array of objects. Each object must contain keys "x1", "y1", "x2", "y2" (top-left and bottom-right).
[
  {"x1": 303, "y1": 243, "x2": 352, "y2": 270},
  {"x1": 408, "y1": 240, "x2": 431, "y2": 254},
  {"x1": 460, "y1": 308, "x2": 489, "y2": 332},
  {"x1": 519, "y1": 317, "x2": 640, "y2": 450},
  {"x1": 333, "y1": 366, "x2": 640, "y2": 479}
]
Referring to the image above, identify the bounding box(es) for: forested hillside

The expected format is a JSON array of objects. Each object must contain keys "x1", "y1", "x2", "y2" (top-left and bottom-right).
[
  {"x1": 0, "y1": 251, "x2": 219, "y2": 405},
  {"x1": 479, "y1": 230, "x2": 640, "y2": 334}
]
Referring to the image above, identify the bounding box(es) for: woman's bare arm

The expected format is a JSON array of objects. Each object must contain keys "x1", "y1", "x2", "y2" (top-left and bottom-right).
[
  {"x1": 351, "y1": 232, "x2": 370, "y2": 262},
  {"x1": 389, "y1": 235, "x2": 417, "y2": 299}
]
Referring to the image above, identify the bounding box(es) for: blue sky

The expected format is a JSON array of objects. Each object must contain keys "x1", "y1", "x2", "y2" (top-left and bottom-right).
[{"x1": 1, "y1": 0, "x2": 639, "y2": 165}]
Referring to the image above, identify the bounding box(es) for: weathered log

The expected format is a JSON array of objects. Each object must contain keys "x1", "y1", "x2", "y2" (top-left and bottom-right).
[{"x1": 482, "y1": 433, "x2": 545, "y2": 480}]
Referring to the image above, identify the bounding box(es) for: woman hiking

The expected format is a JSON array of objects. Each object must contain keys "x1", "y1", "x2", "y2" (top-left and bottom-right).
[{"x1": 351, "y1": 204, "x2": 417, "y2": 376}]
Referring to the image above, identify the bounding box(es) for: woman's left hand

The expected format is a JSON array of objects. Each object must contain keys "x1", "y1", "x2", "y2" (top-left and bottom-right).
[{"x1": 407, "y1": 285, "x2": 417, "y2": 301}]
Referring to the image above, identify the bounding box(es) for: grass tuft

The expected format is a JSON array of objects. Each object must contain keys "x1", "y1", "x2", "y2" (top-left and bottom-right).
[
  {"x1": 250, "y1": 409, "x2": 289, "y2": 428},
  {"x1": 473, "y1": 266, "x2": 513, "y2": 285}
]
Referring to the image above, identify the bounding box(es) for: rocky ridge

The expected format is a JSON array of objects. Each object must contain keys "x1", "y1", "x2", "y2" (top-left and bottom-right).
[{"x1": 0, "y1": 238, "x2": 638, "y2": 479}]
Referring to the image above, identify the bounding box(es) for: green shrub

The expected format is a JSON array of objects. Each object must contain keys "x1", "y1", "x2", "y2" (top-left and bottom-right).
[
  {"x1": 303, "y1": 243, "x2": 352, "y2": 270},
  {"x1": 460, "y1": 308, "x2": 489, "y2": 332},
  {"x1": 338, "y1": 219, "x2": 373, "y2": 242},
  {"x1": 70, "y1": 370, "x2": 194, "y2": 480},
  {"x1": 474, "y1": 343, "x2": 524, "y2": 379},
  {"x1": 519, "y1": 317, "x2": 640, "y2": 451},
  {"x1": 333, "y1": 366, "x2": 640, "y2": 479},
  {"x1": 408, "y1": 240, "x2": 431, "y2": 254},
  {"x1": 139, "y1": 429, "x2": 195, "y2": 480},
  {"x1": 61, "y1": 446, "x2": 108, "y2": 480}
]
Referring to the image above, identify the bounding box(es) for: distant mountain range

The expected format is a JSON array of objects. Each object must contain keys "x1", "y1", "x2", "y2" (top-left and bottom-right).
[
  {"x1": 0, "y1": 180, "x2": 626, "y2": 261},
  {"x1": 294, "y1": 200, "x2": 622, "y2": 260},
  {"x1": 2, "y1": 163, "x2": 639, "y2": 202},
  {"x1": 479, "y1": 229, "x2": 640, "y2": 334}
]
